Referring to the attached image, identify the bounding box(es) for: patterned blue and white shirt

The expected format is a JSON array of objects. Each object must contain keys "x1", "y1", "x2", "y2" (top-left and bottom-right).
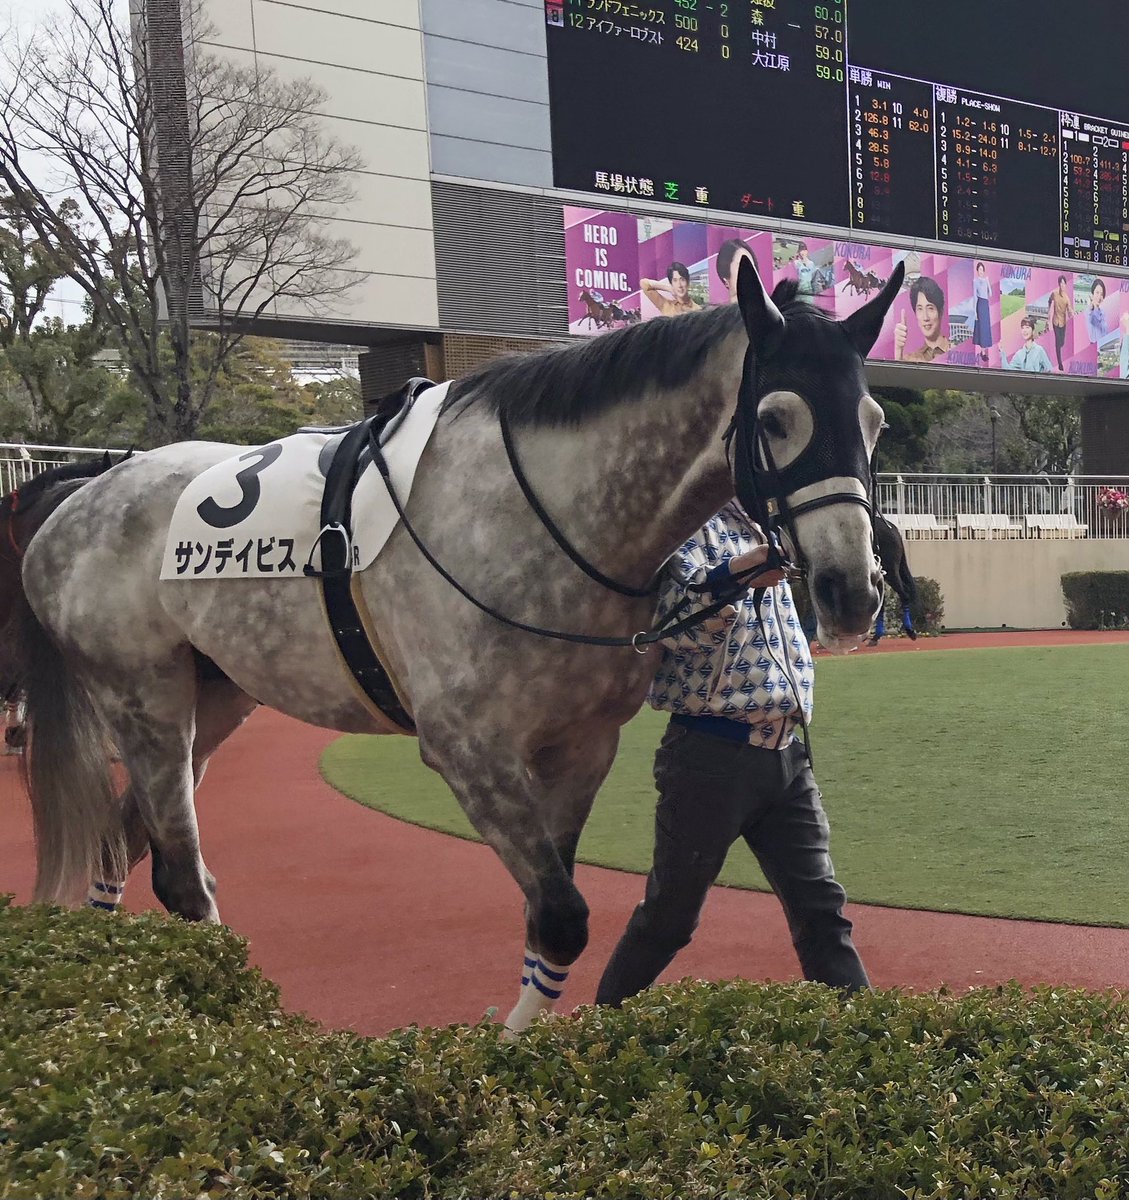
[{"x1": 648, "y1": 502, "x2": 815, "y2": 749}]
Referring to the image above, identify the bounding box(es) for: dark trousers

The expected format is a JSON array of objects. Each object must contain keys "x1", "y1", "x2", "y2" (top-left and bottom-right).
[
  {"x1": 1054, "y1": 323, "x2": 1066, "y2": 370},
  {"x1": 596, "y1": 721, "x2": 870, "y2": 1006}
]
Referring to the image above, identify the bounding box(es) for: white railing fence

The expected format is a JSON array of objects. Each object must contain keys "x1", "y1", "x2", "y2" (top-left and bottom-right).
[
  {"x1": 877, "y1": 473, "x2": 1129, "y2": 539},
  {"x1": 2, "y1": 446, "x2": 1128, "y2": 541},
  {"x1": 0, "y1": 443, "x2": 116, "y2": 496}
]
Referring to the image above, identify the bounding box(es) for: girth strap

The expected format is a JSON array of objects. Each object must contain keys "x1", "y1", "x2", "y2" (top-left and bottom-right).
[{"x1": 306, "y1": 389, "x2": 427, "y2": 735}]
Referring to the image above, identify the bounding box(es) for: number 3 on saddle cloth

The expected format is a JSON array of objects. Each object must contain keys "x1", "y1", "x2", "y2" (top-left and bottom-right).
[{"x1": 159, "y1": 377, "x2": 448, "y2": 734}]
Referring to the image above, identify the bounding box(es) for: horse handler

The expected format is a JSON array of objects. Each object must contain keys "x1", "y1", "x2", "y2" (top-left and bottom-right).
[{"x1": 596, "y1": 502, "x2": 870, "y2": 1006}]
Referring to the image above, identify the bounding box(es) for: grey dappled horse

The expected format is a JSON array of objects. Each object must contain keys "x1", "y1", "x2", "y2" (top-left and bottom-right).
[{"x1": 12, "y1": 258, "x2": 901, "y2": 1032}]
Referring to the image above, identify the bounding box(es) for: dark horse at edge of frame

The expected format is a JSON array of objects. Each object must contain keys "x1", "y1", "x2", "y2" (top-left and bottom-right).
[{"x1": 869, "y1": 511, "x2": 919, "y2": 643}]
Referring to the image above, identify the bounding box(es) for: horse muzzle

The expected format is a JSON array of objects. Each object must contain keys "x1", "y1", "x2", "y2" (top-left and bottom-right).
[{"x1": 810, "y1": 564, "x2": 883, "y2": 641}]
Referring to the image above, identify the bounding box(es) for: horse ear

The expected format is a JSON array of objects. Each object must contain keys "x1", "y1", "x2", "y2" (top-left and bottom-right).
[
  {"x1": 841, "y1": 260, "x2": 905, "y2": 357},
  {"x1": 735, "y1": 254, "x2": 785, "y2": 356},
  {"x1": 100, "y1": 451, "x2": 111, "y2": 471}
]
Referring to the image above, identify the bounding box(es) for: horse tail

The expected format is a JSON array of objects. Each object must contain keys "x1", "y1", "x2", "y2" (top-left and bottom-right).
[{"x1": 15, "y1": 590, "x2": 121, "y2": 905}]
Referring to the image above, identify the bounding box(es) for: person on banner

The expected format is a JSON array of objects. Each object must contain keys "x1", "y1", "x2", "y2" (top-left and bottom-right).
[
  {"x1": 894, "y1": 276, "x2": 951, "y2": 363},
  {"x1": 716, "y1": 240, "x2": 755, "y2": 304},
  {"x1": 1048, "y1": 275, "x2": 1074, "y2": 372},
  {"x1": 1000, "y1": 314, "x2": 1053, "y2": 373},
  {"x1": 972, "y1": 261, "x2": 993, "y2": 363},
  {"x1": 793, "y1": 243, "x2": 820, "y2": 296},
  {"x1": 595, "y1": 502, "x2": 870, "y2": 1010},
  {"x1": 1119, "y1": 311, "x2": 1129, "y2": 379},
  {"x1": 641, "y1": 262, "x2": 701, "y2": 316},
  {"x1": 1087, "y1": 278, "x2": 1109, "y2": 346}
]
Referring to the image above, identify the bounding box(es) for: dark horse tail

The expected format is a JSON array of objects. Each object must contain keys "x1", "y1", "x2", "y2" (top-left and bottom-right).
[
  {"x1": 16, "y1": 592, "x2": 122, "y2": 904},
  {"x1": 874, "y1": 512, "x2": 918, "y2": 606},
  {"x1": 1, "y1": 456, "x2": 128, "y2": 903}
]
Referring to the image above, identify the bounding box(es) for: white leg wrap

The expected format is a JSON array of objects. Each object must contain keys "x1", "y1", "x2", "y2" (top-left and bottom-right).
[
  {"x1": 87, "y1": 880, "x2": 126, "y2": 912},
  {"x1": 503, "y1": 948, "x2": 570, "y2": 1035}
]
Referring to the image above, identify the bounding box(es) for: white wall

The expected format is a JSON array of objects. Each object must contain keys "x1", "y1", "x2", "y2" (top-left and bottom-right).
[
  {"x1": 197, "y1": 0, "x2": 439, "y2": 330},
  {"x1": 905, "y1": 540, "x2": 1129, "y2": 629}
]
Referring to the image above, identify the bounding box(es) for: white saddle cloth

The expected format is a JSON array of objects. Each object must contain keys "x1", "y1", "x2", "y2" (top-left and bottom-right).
[{"x1": 159, "y1": 381, "x2": 449, "y2": 581}]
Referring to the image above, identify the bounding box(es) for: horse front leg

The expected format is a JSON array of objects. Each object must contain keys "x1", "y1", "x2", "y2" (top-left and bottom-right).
[{"x1": 419, "y1": 727, "x2": 613, "y2": 1035}]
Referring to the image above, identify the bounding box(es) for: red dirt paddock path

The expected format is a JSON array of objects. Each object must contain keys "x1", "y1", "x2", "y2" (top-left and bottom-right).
[{"x1": 3, "y1": 628, "x2": 1129, "y2": 1038}]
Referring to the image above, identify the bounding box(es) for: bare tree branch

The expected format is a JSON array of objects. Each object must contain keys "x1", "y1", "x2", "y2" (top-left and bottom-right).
[{"x1": 0, "y1": 0, "x2": 361, "y2": 443}]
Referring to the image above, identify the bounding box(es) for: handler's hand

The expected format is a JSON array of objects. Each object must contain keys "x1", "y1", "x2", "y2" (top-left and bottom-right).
[{"x1": 727, "y1": 545, "x2": 785, "y2": 587}]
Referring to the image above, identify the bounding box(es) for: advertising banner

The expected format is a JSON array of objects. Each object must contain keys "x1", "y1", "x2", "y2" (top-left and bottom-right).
[
  {"x1": 564, "y1": 206, "x2": 1129, "y2": 378},
  {"x1": 564, "y1": 207, "x2": 640, "y2": 337}
]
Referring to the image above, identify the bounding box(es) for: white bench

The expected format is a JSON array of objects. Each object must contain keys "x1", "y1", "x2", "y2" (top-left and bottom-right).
[
  {"x1": 955, "y1": 513, "x2": 1023, "y2": 539},
  {"x1": 886, "y1": 513, "x2": 949, "y2": 539},
  {"x1": 1024, "y1": 514, "x2": 1088, "y2": 539}
]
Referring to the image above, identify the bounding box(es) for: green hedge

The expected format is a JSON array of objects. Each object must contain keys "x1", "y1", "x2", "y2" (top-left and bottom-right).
[
  {"x1": 883, "y1": 574, "x2": 944, "y2": 635},
  {"x1": 792, "y1": 576, "x2": 945, "y2": 637},
  {"x1": 5, "y1": 897, "x2": 1129, "y2": 1198},
  {"x1": 1062, "y1": 571, "x2": 1129, "y2": 630}
]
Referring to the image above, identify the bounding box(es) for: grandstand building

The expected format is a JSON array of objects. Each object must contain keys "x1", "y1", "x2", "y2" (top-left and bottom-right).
[{"x1": 141, "y1": 0, "x2": 1129, "y2": 467}]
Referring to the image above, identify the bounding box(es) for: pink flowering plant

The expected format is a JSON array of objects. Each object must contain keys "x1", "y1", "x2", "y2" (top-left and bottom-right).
[{"x1": 1098, "y1": 486, "x2": 1129, "y2": 514}]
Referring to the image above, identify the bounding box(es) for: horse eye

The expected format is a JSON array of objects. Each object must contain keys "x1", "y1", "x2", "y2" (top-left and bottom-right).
[{"x1": 761, "y1": 412, "x2": 787, "y2": 439}]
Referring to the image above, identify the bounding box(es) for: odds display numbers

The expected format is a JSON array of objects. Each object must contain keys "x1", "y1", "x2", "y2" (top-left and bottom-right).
[
  {"x1": 546, "y1": 0, "x2": 849, "y2": 225},
  {"x1": 545, "y1": 0, "x2": 1129, "y2": 267}
]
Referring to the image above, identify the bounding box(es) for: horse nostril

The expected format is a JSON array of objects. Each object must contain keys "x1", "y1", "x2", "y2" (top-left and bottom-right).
[{"x1": 813, "y1": 569, "x2": 847, "y2": 615}]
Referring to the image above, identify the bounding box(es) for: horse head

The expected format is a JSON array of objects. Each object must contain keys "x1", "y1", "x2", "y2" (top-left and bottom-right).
[{"x1": 733, "y1": 254, "x2": 905, "y2": 651}]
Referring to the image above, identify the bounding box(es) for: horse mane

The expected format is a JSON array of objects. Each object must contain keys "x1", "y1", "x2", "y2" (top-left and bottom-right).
[
  {"x1": 445, "y1": 303, "x2": 742, "y2": 428},
  {"x1": 445, "y1": 280, "x2": 838, "y2": 428},
  {"x1": 772, "y1": 278, "x2": 837, "y2": 325}
]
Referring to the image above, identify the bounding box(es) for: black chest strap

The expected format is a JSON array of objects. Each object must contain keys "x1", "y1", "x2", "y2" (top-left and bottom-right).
[{"x1": 305, "y1": 378, "x2": 435, "y2": 734}]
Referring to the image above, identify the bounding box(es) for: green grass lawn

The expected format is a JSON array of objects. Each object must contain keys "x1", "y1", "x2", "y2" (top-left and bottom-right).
[{"x1": 321, "y1": 643, "x2": 1129, "y2": 926}]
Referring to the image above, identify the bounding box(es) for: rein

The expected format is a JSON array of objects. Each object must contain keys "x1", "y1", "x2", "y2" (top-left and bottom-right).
[
  {"x1": 499, "y1": 408, "x2": 658, "y2": 598},
  {"x1": 368, "y1": 419, "x2": 775, "y2": 651}
]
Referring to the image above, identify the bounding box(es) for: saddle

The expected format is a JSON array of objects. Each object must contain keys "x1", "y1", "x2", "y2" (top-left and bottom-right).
[{"x1": 309, "y1": 376, "x2": 436, "y2": 734}]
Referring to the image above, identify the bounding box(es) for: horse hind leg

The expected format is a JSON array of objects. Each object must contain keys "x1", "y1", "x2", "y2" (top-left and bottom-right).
[
  {"x1": 87, "y1": 673, "x2": 258, "y2": 914},
  {"x1": 86, "y1": 672, "x2": 259, "y2": 912},
  {"x1": 190, "y1": 673, "x2": 259, "y2": 789},
  {"x1": 87, "y1": 792, "x2": 149, "y2": 912},
  {"x1": 89, "y1": 652, "x2": 224, "y2": 922}
]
